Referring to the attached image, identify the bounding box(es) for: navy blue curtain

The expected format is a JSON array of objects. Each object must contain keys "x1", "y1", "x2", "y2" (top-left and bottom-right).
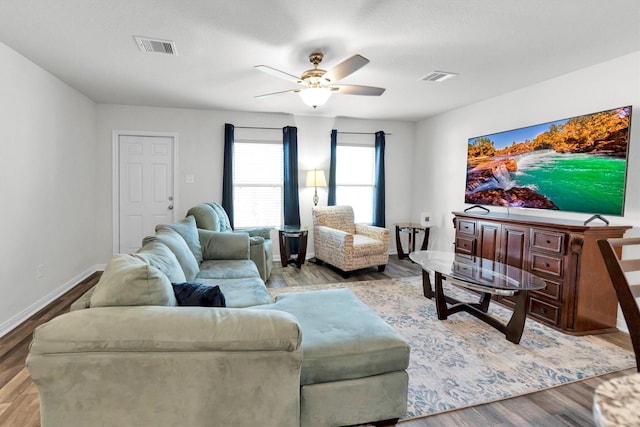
[
  {"x1": 283, "y1": 126, "x2": 301, "y2": 226},
  {"x1": 373, "y1": 131, "x2": 386, "y2": 227},
  {"x1": 327, "y1": 129, "x2": 337, "y2": 206},
  {"x1": 222, "y1": 123, "x2": 235, "y2": 229},
  {"x1": 283, "y1": 126, "x2": 301, "y2": 253}
]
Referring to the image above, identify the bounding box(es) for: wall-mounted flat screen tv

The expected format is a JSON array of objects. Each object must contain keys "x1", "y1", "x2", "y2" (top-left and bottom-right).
[{"x1": 465, "y1": 105, "x2": 632, "y2": 216}]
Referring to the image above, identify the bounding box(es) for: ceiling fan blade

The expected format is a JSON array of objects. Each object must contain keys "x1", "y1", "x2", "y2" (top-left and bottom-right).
[
  {"x1": 322, "y1": 54, "x2": 370, "y2": 83},
  {"x1": 329, "y1": 85, "x2": 385, "y2": 96},
  {"x1": 254, "y1": 65, "x2": 305, "y2": 85},
  {"x1": 255, "y1": 89, "x2": 301, "y2": 99}
]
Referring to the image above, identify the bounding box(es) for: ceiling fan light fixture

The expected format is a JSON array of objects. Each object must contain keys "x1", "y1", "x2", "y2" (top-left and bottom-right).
[{"x1": 299, "y1": 87, "x2": 331, "y2": 109}]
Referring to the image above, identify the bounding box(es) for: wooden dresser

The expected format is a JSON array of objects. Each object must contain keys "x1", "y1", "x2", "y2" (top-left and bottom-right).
[{"x1": 452, "y1": 211, "x2": 631, "y2": 335}]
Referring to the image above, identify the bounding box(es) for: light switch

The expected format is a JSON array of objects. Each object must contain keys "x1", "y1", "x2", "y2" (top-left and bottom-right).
[{"x1": 185, "y1": 174, "x2": 195, "y2": 184}]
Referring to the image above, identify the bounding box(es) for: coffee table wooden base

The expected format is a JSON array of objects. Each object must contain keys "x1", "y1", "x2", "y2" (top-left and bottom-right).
[{"x1": 425, "y1": 271, "x2": 529, "y2": 344}]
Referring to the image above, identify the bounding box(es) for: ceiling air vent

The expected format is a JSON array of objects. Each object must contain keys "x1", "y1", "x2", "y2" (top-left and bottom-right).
[
  {"x1": 134, "y1": 36, "x2": 177, "y2": 55},
  {"x1": 420, "y1": 71, "x2": 458, "y2": 82}
]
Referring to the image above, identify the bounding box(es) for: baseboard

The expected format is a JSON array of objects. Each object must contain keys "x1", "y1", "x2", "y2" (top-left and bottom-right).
[{"x1": 0, "y1": 264, "x2": 103, "y2": 339}]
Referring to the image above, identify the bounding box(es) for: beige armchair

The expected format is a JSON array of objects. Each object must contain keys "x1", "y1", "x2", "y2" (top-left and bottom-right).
[{"x1": 312, "y1": 205, "x2": 390, "y2": 277}]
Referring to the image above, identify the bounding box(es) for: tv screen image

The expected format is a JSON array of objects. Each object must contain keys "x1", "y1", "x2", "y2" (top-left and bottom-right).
[{"x1": 465, "y1": 105, "x2": 632, "y2": 216}]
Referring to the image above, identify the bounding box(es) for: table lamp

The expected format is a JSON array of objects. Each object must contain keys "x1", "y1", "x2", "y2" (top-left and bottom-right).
[{"x1": 305, "y1": 169, "x2": 327, "y2": 206}]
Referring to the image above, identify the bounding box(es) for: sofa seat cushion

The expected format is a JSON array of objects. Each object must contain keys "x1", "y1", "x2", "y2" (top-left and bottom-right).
[
  {"x1": 195, "y1": 278, "x2": 270, "y2": 308},
  {"x1": 253, "y1": 289, "x2": 410, "y2": 385},
  {"x1": 352, "y1": 235, "x2": 387, "y2": 255},
  {"x1": 90, "y1": 254, "x2": 177, "y2": 308},
  {"x1": 197, "y1": 260, "x2": 260, "y2": 279}
]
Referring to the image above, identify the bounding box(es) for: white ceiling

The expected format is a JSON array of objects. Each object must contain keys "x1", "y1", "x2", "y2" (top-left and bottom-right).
[{"x1": 1, "y1": 0, "x2": 639, "y2": 121}]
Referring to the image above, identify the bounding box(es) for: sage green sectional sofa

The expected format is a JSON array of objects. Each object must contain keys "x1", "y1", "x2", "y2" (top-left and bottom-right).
[{"x1": 26, "y1": 215, "x2": 410, "y2": 427}]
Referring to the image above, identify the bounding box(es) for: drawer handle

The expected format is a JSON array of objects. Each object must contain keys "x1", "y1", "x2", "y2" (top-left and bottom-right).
[
  {"x1": 544, "y1": 263, "x2": 550, "y2": 267},
  {"x1": 541, "y1": 308, "x2": 547, "y2": 314},
  {"x1": 546, "y1": 240, "x2": 551, "y2": 244}
]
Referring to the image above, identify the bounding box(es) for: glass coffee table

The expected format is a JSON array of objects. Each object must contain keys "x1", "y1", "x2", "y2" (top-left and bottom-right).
[{"x1": 409, "y1": 250, "x2": 546, "y2": 344}]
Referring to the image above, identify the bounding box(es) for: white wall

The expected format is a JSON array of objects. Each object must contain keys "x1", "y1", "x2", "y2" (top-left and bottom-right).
[
  {"x1": 413, "y1": 51, "x2": 640, "y2": 252},
  {"x1": 0, "y1": 42, "x2": 99, "y2": 335},
  {"x1": 96, "y1": 105, "x2": 416, "y2": 260}
]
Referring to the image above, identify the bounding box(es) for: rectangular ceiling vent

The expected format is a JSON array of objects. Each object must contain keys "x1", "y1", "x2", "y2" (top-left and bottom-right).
[
  {"x1": 420, "y1": 71, "x2": 458, "y2": 82},
  {"x1": 134, "y1": 36, "x2": 177, "y2": 55}
]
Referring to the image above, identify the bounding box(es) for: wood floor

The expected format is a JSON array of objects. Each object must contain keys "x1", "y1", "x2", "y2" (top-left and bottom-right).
[{"x1": 0, "y1": 256, "x2": 634, "y2": 427}]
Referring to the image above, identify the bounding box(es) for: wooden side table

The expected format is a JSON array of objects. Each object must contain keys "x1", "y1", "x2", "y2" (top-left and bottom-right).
[
  {"x1": 394, "y1": 223, "x2": 430, "y2": 259},
  {"x1": 276, "y1": 225, "x2": 309, "y2": 268}
]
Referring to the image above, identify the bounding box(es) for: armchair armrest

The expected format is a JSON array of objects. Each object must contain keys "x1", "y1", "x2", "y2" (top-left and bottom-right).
[
  {"x1": 355, "y1": 224, "x2": 390, "y2": 245},
  {"x1": 235, "y1": 227, "x2": 272, "y2": 240},
  {"x1": 314, "y1": 225, "x2": 354, "y2": 248},
  {"x1": 198, "y1": 229, "x2": 250, "y2": 260}
]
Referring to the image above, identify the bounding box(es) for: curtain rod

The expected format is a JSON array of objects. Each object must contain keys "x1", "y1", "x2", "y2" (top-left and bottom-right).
[
  {"x1": 234, "y1": 127, "x2": 390, "y2": 135},
  {"x1": 337, "y1": 131, "x2": 391, "y2": 135},
  {"x1": 234, "y1": 126, "x2": 283, "y2": 130}
]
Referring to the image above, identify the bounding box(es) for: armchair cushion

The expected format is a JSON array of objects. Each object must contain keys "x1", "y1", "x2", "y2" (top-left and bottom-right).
[
  {"x1": 171, "y1": 283, "x2": 226, "y2": 307},
  {"x1": 90, "y1": 254, "x2": 177, "y2": 308},
  {"x1": 156, "y1": 215, "x2": 203, "y2": 263},
  {"x1": 187, "y1": 203, "x2": 220, "y2": 232},
  {"x1": 207, "y1": 202, "x2": 233, "y2": 232},
  {"x1": 198, "y1": 229, "x2": 250, "y2": 260},
  {"x1": 143, "y1": 228, "x2": 200, "y2": 281}
]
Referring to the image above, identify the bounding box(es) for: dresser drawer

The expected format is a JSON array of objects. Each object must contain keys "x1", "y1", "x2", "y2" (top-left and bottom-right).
[
  {"x1": 455, "y1": 237, "x2": 475, "y2": 255},
  {"x1": 530, "y1": 253, "x2": 563, "y2": 278},
  {"x1": 530, "y1": 229, "x2": 565, "y2": 253},
  {"x1": 528, "y1": 297, "x2": 560, "y2": 325},
  {"x1": 531, "y1": 278, "x2": 562, "y2": 301},
  {"x1": 457, "y1": 219, "x2": 476, "y2": 236}
]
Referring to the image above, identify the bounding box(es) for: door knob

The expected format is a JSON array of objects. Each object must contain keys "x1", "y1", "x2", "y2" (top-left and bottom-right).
[
  {"x1": 168, "y1": 196, "x2": 174, "y2": 201},
  {"x1": 168, "y1": 205, "x2": 174, "y2": 210}
]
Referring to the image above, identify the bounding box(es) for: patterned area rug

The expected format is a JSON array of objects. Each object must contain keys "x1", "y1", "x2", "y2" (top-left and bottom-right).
[{"x1": 268, "y1": 276, "x2": 635, "y2": 420}]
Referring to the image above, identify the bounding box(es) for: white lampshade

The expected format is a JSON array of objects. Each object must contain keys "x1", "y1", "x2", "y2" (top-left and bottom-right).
[
  {"x1": 305, "y1": 169, "x2": 327, "y2": 188},
  {"x1": 299, "y1": 88, "x2": 331, "y2": 108}
]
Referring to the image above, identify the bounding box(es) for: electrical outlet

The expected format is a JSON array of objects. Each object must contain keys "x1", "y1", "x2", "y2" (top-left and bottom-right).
[{"x1": 37, "y1": 264, "x2": 44, "y2": 279}]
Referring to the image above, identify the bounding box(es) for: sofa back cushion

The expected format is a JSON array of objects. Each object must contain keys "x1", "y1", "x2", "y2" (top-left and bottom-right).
[
  {"x1": 133, "y1": 240, "x2": 187, "y2": 284},
  {"x1": 143, "y1": 228, "x2": 200, "y2": 281},
  {"x1": 90, "y1": 254, "x2": 177, "y2": 308},
  {"x1": 187, "y1": 204, "x2": 221, "y2": 232},
  {"x1": 155, "y1": 215, "x2": 203, "y2": 263}
]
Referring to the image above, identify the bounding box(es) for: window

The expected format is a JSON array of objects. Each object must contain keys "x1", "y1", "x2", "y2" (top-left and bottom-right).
[
  {"x1": 233, "y1": 141, "x2": 283, "y2": 228},
  {"x1": 335, "y1": 145, "x2": 375, "y2": 223}
]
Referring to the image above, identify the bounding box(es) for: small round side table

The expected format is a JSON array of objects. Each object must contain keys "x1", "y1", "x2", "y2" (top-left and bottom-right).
[
  {"x1": 394, "y1": 223, "x2": 431, "y2": 259},
  {"x1": 276, "y1": 225, "x2": 309, "y2": 268}
]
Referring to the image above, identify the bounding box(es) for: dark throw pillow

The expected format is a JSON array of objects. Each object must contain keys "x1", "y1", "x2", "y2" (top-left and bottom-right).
[{"x1": 171, "y1": 282, "x2": 226, "y2": 307}]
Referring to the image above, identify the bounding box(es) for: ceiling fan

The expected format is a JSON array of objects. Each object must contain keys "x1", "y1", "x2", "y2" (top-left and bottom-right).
[{"x1": 254, "y1": 53, "x2": 385, "y2": 108}]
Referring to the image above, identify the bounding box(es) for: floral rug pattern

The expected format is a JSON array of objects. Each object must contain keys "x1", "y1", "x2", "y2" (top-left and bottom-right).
[{"x1": 269, "y1": 276, "x2": 635, "y2": 419}]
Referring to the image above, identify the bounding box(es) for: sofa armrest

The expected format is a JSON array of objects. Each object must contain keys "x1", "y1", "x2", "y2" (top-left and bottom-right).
[
  {"x1": 355, "y1": 224, "x2": 390, "y2": 245},
  {"x1": 198, "y1": 229, "x2": 250, "y2": 260},
  {"x1": 27, "y1": 306, "x2": 302, "y2": 427},
  {"x1": 28, "y1": 306, "x2": 301, "y2": 354},
  {"x1": 236, "y1": 227, "x2": 272, "y2": 240}
]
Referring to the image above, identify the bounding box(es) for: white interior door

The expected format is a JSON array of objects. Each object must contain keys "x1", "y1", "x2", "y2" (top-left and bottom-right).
[{"x1": 117, "y1": 134, "x2": 175, "y2": 253}]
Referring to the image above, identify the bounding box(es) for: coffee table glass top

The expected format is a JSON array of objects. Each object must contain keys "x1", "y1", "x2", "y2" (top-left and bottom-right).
[{"x1": 409, "y1": 250, "x2": 546, "y2": 293}]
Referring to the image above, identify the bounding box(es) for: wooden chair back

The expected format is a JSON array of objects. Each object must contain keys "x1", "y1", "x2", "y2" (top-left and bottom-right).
[{"x1": 598, "y1": 237, "x2": 640, "y2": 372}]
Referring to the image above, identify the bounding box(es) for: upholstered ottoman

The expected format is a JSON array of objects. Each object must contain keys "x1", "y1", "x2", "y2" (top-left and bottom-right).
[{"x1": 254, "y1": 288, "x2": 410, "y2": 427}]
